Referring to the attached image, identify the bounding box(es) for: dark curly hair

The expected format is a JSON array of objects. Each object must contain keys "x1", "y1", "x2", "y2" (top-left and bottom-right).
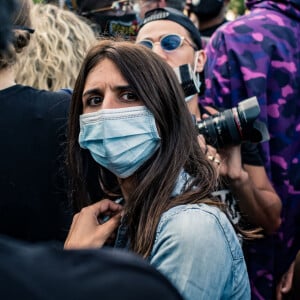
[{"x1": 0, "y1": 0, "x2": 32, "y2": 69}]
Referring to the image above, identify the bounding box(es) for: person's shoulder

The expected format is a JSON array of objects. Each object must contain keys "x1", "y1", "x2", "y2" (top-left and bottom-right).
[
  {"x1": 211, "y1": 10, "x2": 264, "y2": 38},
  {"x1": 161, "y1": 203, "x2": 224, "y2": 222},
  {"x1": 35, "y1": 87, "x2": 72, "y2": 102},
  {"x1": 207, "y1": 11, "x2": 273, "y2": 54},
  {"x1": 160, "y1": 204, "x2": 242, "y2": 248},
  {"x1": 158, "y1": 203, "x2": 230, "y2": 238},
  {"x1": 15, "y1": 85, "x2": 71, "y2": 103},
  {"x1": 15, "y1": 86, "x2": 71, "y2": 120},
  {"x1": 217, "y1": 7, "x2": 287, "y2": 36}
]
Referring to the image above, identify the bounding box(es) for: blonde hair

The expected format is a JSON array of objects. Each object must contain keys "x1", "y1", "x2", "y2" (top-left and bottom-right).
[{"x1": 15, "y1": 3, "x2": 97, "y2": 90}]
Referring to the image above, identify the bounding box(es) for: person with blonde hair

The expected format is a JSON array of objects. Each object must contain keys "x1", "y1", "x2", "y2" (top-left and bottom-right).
[{"x1": 15, "y1": 2, "x2": 97, "y2": 91}]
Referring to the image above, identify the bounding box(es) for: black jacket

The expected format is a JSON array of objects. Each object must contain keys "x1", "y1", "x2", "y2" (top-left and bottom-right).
[{"x1": 0, "y1": 235, "x2": 183, "y2": 300}]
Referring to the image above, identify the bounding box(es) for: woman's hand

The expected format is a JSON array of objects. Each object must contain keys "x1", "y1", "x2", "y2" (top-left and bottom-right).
[{"x1": 64, "y1": 199, "x2": 123, "y2": 250}]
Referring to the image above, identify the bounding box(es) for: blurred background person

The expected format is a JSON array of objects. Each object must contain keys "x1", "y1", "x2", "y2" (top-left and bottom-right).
[
  {"x1": 0, "y1": 0, "x2": 72, "y2": 243},
  {"x1": 186, "y1": 0, "x2": 230, "y2": 39},
  {"x1": 62, "y1": 0, "x2": 140, "y2": 40},
  {"x1": 201, "y1": 0, "x2": 300, "y2": 299},
  {"x1": 45, "y1": 0, "x2": 185, "y2": 40},
  {"x1": 134, "y1": 0, "x2": 185, "y2": 18},
  {"x1": 15, "y1": 2, "x2": 97, "y2": 91}
]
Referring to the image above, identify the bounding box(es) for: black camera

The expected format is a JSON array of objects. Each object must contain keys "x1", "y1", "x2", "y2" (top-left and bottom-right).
[{"x1": 196, "y1": 97, "x2": 269, "y2": 148}]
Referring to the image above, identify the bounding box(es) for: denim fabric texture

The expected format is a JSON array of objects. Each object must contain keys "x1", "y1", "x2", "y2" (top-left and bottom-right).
[
  {"x1": 114, "y1": 170, "x2": 250, "y2": 299},
  {"x1": 149, "y1": 204, "x2": 250, "y2": 300}
]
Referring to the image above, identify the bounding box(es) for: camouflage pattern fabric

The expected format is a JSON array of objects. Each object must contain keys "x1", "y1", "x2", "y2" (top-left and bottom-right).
[{"x1": 200, "y1": 0, "x2": 300, "y2": 299}]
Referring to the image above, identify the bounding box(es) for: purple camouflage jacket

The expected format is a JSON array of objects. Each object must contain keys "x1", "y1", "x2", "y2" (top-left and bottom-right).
[{"x1": 200, "y1": 1, "x2": 300, "y2": 299}]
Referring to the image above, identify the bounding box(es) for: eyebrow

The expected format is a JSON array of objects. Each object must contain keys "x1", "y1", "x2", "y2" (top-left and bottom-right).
[
  {"x1": 137, "y1": 34, "x2": 163, "y2": 42},
  {"x1": 82, "y1": 88, "x2": 100, "y2": 98},
  {"x1": 82, "y1": 85, "x2": 132, "y2": 98}
]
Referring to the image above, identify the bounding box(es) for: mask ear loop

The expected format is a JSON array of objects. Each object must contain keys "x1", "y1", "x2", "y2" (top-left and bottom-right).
[
  {"x1": 193, "y1": 50, "x2": 199, "y2": 74},
  {"x1": 193, "y1": 51, "x2": 202, "y2": 90}
]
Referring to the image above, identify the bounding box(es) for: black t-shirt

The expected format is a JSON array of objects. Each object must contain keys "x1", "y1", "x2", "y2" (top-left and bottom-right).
[
  {"x1": 0, "y1": 85, "x2": 72, "y2": 242},
  {"x1": 241, "y1": 141, "x2": 264, "y2": 166}
]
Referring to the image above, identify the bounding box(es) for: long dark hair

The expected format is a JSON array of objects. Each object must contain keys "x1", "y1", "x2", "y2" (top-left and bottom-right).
[{"x1": 67, "y1": 40, "x2": 221, "y2": 257}]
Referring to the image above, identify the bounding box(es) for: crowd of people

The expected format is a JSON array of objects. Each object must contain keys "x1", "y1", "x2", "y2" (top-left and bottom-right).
[{"x1": 0, "y1": 0, "x2": 299, "y2": 299}]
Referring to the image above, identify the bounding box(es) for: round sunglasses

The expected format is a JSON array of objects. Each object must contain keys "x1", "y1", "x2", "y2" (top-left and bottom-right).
[{"x1": 138, "y1": 34, "x2": 196, "y2": 52}]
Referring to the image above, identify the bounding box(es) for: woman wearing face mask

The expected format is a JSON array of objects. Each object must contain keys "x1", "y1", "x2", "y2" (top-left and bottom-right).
[{"x1": 64, "y1": 40, "x2": 251, "y2": 299}]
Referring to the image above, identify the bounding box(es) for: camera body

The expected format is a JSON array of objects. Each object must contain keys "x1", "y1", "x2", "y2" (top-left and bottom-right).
[{"x1": 196, "y1": 97, "x2": 269, "y2": 148}]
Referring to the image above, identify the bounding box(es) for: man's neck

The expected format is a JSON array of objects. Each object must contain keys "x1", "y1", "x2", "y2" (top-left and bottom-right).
[
  {"x1": 187, "y1": 94, "x2": 201, "y2": 121},
  {"x1": 0, "y1": 67, "x2": 16, "y2": 90}
]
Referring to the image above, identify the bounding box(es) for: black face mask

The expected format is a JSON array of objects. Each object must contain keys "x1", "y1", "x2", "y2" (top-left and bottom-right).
[{"x1": 190, "y1": 0, "x2": 224, "y2": 21}]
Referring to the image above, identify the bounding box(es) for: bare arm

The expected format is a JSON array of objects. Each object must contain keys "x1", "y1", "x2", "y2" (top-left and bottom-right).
[
  {"x1": 201, "y1": 106, "x2": 282, "y2": 234},
  {"x1": 226, "y1": 162, "x2": 282, "y2": 234}
]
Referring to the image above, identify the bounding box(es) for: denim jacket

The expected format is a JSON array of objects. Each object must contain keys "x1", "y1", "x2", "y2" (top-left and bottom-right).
[
  {"x1": 115, "y1": 171, "x2": 250, "y2": 299},
  {"x1": 149, "y1": 203, "x2": 250, "y2": 300}
]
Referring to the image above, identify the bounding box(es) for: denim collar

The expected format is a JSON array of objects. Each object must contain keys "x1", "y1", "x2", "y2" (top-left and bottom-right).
[
  {"x1": 114, "y1": 169, "x2": 191, "y2": 249},
  {"x1": 171, "y1": 169, "x2": 191, "y2": 197}
]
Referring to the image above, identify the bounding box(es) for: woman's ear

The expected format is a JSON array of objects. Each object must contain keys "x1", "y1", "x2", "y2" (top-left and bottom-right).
[{"x1": 195, "y1": 50, "x2": 207, "y2": 73}]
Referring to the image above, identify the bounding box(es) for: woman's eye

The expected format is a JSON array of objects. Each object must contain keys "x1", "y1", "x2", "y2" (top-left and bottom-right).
[
  {"x1": 121, "y1": 92, "x2": 138, "y2": 102},
  {"x1": 87, "y1": 96, "x2": 103, "y2": 106}
]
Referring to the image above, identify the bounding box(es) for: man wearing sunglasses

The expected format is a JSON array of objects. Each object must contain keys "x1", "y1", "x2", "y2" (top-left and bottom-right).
[
  {"x1": 135, "y1": 8, "x2": 282, "y2": 291},
  {"x1": 136, "y1": 7, "x2": 206, "y2": 120}
]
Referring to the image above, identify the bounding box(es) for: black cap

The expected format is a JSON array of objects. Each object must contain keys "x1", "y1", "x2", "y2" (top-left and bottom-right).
[{"x1": 140, "y1": 7, "x2": 202, "y2": 50}]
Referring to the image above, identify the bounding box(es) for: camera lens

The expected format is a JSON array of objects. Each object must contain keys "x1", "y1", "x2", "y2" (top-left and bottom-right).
[
  {"x1": 197, "y1": 109, "x2": 241, "y2": 148},
  {"x1": 196, "y1": 97, "x2": 268, "y2": 148}
]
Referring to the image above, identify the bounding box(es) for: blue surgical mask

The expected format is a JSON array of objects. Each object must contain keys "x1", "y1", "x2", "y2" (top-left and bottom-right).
[{"x1": 79, "y1": 106, "x2": 161, "y2": 178}]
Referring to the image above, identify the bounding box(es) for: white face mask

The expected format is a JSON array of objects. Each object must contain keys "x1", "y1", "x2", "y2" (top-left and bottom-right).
[
  {"x1": 185, "y1": 93, "x2": 196, "y2": 102},
  {"x1": 193, "y1": 50, "x2": 202, "y2": 88},
  {"x1": 173, "y1": 51, "x2": 202, "y2": 102},
  {"x1": 185, "y1": 74, "x2": 202, "y2": 102}
]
